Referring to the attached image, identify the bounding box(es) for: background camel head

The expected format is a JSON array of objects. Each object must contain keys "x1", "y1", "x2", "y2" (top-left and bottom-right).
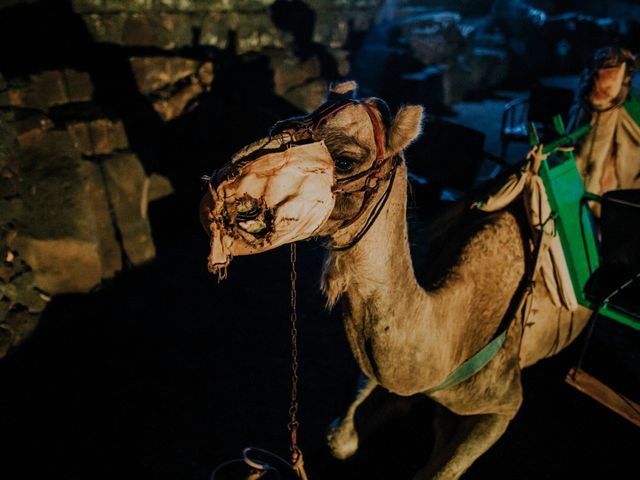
[
  {"x1": 199, "y1": 81, "x2": 423, "y2": 278},
  {"x1": 580, "y1": 46, "x2": 638, "y2": 110}
]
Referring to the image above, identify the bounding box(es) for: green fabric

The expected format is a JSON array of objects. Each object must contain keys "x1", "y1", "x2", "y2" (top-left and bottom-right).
[
  {"x1": 425, "y1": 330, "x2": 507, "y2": 394},
  {"x1": 624, "y1": 90, "x2": 640, "y2": 127}
]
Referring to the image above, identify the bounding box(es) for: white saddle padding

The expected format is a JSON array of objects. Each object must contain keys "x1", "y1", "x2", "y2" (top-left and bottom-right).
[{"x1": 477, "y1": 148, "x2": 578, "y2": 311}]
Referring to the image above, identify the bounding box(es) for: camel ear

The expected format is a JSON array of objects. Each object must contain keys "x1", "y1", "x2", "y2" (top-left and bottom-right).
[{"x1": 387, "y1": 105, "x2": 424, "y2": 155}]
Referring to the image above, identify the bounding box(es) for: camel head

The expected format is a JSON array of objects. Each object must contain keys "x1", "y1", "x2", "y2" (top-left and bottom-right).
[
  {"x1": 581, "y1": 46, "x2": 638, "y2": 110},
  {"x1": 199, "y1": 81, "x2": 423, "y2": 278}
]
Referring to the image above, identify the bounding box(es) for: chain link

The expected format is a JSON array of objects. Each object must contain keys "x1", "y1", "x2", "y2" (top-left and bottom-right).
[
  {"x1": 212, "y1": 243, "x2": 307, "y2": 480},
  {"x1": 288, "y1": 243, "x2": 309, "y2": 480},
  {"x1": 288, "y1": 243, "x2": 300, "y2": 454}
]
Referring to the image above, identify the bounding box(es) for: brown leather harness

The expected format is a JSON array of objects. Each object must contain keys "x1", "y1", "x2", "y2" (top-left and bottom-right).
[
  {"x1": 268, "y1": 97, "x2": 400, "y2": 250},
  {"x1": 206, "y1": 96, "x2": 400, "y2": 250}
]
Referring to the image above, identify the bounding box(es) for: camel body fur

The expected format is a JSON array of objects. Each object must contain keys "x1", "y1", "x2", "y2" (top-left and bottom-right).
[
  {"x1": 200, "y1": 82, "x2": 592, "y2": 479},
  {"x1": 323, "y1": 162, "x2": 590, "y2": 479}
]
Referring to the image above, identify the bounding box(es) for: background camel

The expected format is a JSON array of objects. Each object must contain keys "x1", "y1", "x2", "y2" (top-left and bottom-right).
[
  {"x1": 200, "y1": 82, "x2": 592, "y2": 479},
  {"x1": 569, "y1": 46, "x2": 640, "y2": 217}
]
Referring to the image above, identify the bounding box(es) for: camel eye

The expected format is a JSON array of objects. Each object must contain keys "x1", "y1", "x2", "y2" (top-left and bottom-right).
[{"x1": 334, "y1": 156, "x2": 355, "y2": 173}]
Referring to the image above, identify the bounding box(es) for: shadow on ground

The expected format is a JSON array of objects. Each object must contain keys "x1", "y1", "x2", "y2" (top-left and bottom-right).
[{"x1": 1, "y1": 194, "x2": 638, "y2": 479}]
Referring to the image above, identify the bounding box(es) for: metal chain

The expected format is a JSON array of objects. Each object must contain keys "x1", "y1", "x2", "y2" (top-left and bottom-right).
[
  {"x1": 211, "y1": 243, "x2": 307, "y2": 480},
  {"x1": 288, "y1": 243, "x2": 303, "y2": 465}
]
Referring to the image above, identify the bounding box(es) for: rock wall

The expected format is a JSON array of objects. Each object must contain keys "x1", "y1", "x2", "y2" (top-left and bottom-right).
[
  {"x1": 358, "y1": 0, "x2": 631, "y2": 112},
  {"x1": 0, "y1": 68, "x2": 174, "y2": 357},
  {"x1": 71, "y1": 0, "x2": 379, "y2": 50},
  {"x1": 0, "y1": 0, "x2": 383, "y2": 358},
  {"x1": 69, "y1": 0, "x2": 379, "y2": 111}
]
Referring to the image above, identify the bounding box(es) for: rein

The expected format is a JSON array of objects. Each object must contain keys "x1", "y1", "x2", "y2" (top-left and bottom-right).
[
  {"x1": 210, "y1": 243, "x2": 309, "y2": 480},
  {"x1": 207, "y1": 98, "x2": 397, "y2": 478}
]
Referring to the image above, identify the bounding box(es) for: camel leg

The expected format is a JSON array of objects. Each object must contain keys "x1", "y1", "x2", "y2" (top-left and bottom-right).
[
  {"x1": 326, "y1": 376, "x2": 377, "y2": 459},
  {"x1": 428, "y1": 405, "x2": 458, "y2": 466},
  {"x1": 414, "y1": 412, "x2": 511, "y2": 480}
]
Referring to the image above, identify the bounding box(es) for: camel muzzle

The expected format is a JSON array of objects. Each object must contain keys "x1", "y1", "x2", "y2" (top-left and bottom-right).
[{"x1": 200, "y1": 140, "x2": 336, "y2": 279}]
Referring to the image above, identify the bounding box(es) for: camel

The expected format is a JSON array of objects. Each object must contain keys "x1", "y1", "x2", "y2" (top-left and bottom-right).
[
  {"x1": 199, "y1": 81, "x2": 592, "y2": 479},
  {"x1": 569, "y1": 46, "x2": 640, "y2": 217}
]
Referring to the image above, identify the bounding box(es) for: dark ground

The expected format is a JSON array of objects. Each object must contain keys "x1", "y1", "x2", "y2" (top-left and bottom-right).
[
  {"x1": 0, "y1": 189, "x2": 638, "y2": 480},
  {"x1": 1, "y1": 2, "x2": 639, "y2": 479}
]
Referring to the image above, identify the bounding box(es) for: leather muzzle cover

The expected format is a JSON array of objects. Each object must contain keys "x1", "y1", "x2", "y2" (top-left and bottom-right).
[{"x1": 202, "y1": 141, "x2": 335, "y2": 279}]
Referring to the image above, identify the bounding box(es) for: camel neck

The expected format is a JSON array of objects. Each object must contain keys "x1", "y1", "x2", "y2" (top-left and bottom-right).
[
  {"x1": 323, "y1": 163, "x2": 456, "y2": 391},
  {"x1": 330, "y1": 163, "x2": 423, "y2": 307}
]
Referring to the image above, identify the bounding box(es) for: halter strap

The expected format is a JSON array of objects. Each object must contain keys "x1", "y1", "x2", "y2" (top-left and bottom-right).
[
  {"x1": 360, "y1": 101, "x2": 386, "y2": 166},
  {"x1": 230, "y1": 96, "x2": 398, "y2": 250},
  {"x1": 285, "y1": 97, "x2": 396, "y2": 250},
  {"x1": 269, "y1": 98, "x2": 360, "y2": 141},
  {"x1": 270, "y1": 97, "x2": 386, "y2": 166}
]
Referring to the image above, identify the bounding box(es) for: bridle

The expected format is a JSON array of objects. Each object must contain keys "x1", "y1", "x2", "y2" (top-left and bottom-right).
[
  {"x1": 580, "y1": 54, "x2": 635, "y2": 114},
  {"x1": 268, "y1": 96, "x2": 401, "y2": 251},
  {"x1": 204, "y1": 96, "x2": 401, "y2": 251}
]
